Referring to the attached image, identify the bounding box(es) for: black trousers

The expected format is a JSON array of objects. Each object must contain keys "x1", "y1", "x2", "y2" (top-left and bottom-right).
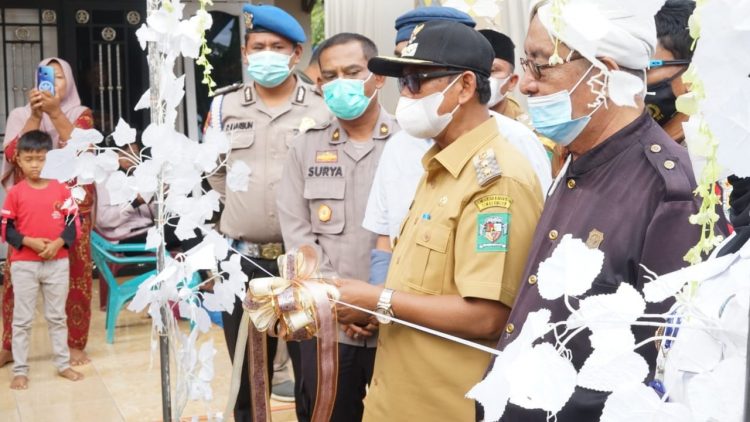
[
  {"x1": 296, "y1": 339, "x2": 376, "y2": 422},
  {"x1": 222, "y1": 256, "x2": 279, "y2": 422}
]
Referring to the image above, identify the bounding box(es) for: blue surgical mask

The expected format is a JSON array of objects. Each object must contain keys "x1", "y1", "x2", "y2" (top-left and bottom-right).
[
  {"x1": 322, "y1": 73, "x2": 377, "y2": 120},
  {"x1": 246, "y1": 51, "x2": 293, "y2": 88},
  {"x1": 527, "y1": 65, "x2": 599, "y2": 146}
]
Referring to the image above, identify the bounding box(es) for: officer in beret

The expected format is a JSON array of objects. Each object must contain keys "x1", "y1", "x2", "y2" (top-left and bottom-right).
[
  {"x1": 336, "y1": 20, "x2": 543, "y2": 421},
  {"x1": 205, "y1": 4, "x2": 330, "y2": 421},
  {"x1": 393, "y1": 6, "x2": 475, "y2": 56}
]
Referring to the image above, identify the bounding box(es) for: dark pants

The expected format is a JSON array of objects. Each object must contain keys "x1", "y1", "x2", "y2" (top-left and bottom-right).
[
  {"x1": 222, "y1": 256, "x2": 279, "y2": 422},
  {"x1": 286, "y1": 340, "x2": 305, "y2": 420},
  {"x1": 296, "y1": 338, "x2": 376, "y2": 422}
]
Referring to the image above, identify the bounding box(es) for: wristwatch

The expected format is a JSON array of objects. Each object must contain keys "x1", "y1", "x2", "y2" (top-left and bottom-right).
[{"x1": 375, "y1": 288, "x2": 395, "y2": 324}]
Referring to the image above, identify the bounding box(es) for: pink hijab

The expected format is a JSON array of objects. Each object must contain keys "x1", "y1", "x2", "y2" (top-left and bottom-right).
[{"x1": 2, "y1": 57, "x2": 89, "y2": 187}]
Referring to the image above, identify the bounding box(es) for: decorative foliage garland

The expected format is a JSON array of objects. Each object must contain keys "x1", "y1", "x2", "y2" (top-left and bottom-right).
[
  {"x1": 678, "y1": 0, "x2": 723, "y2": 266},
  {"x1": 195, "y1": 0, "x2": 217, "y2": 96}
]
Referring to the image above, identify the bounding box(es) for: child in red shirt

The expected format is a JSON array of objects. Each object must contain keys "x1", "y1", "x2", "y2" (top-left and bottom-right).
[{"x1": 1, "y1": 130, "x2": 82, "y2": 389}]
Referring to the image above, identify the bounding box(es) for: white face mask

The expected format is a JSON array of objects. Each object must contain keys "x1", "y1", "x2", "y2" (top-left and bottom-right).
[
  {"x1": 487, "y1": 75, "x2": 511, "y2": 108},
  {"x1": 395, "y1": 76, "x2": 461, "y2": 139}
]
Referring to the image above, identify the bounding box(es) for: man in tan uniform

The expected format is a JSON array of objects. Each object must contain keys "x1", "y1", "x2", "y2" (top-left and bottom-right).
[
  {"x1": 277, "y1": 33, "x2": 396, "y2": 422},
  {"x1": 334, "y1": 21, "x2": 543, "y2": 421},
  {"x1": 205, "y1": 4, "x2": 330, "y2": 421}
]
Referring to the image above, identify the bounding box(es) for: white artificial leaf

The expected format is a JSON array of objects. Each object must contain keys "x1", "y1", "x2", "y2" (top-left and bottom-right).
[
  {"x1": 227, "y1": 160, "x2": 251, "y2": 192},
  {"x1": 104, "y1": 171, "x2": 137, "y2": 205},
  {"x1": 75, "y1": 152, "x2": 98, "y2": 184},
  {"x1": 146, "y1": 227, "x2": 162, "y2": 250},
  {"x1": 134, "y1": 88, "x2": 151, "y2": 110},
  {"x1": 569, "y1": 283, "x2": 646, "y2": 329},
  {"x1": 112, "y1": 118, "x2": 137, "y2": 146},
  {"x1": 127, "y1": 275, "x2": 157, "y2": 312},
  {"x1": 466, "y1": 357, "x2": 511, "y2": 422},
  {"x1": 668, "y1": 325, "x2": 723, "y2": 374},
  {"x1": 203, "y1": 125, "x2": 230, "y2": 154},
  {"x1": 577, "y1": 350, "x2": 648, "y2": 392},
  {"x1": 588, "y1": 326, "x2": 635, "y2": 354},
  {"x1": 194, "y1": 305, "x2": 211, "y2": 333},
  {"x1": 70, "y1": 186, "x2": 87, "y2": 202},
  {"x1": 643, "y1": 253, "x2": 739, "y2": 302},
  {"x1": 184, "y1": 242, "x2": 216, "y2": 273},
  {"x1": 69, "y1": 127, "x2": 104, "y2": 148},
  {"x1": 507, "y1": 343, "x2": 577, "y2": 414},
  {"x1": 537, "y1": 234, "x2": 605, "y2": 300},
  {"x1": 600, "y1": 384, "x2": 693, "y2": 422},
  {"x1": 41, "y1": 147, "x2": 77, "y2": 182},
  {"x1": 205, "y1": 229, "x2": 229, "y2": 261},
  {"x1": 202, "y1": 292, "x2": 223, "y2": 313},
  {"x1": 148, "y1": 302, "x2": 164, "y2": 331},
  {"x1": 685, "y1": 357, "x2": 745, "y2": 422},
  {"x1": 175, "y1": 217, "x2": 199, "y2": 241}
]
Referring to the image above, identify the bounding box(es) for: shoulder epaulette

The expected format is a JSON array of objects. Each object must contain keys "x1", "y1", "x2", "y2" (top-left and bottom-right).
[
  {"x1": 210, "y1": 82, "x2": 243, "y2": 98},
  {"x1": 472, "y1": 148, "x2": 502, "y2": 187},
  {"x1": 640, "y1": 138, "x2": 694, "y2": 202}
]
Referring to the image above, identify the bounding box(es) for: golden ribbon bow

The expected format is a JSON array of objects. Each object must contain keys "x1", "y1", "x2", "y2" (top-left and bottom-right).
[{"x1": 243, "y1": 245, "x2": 339, "y2": 340}]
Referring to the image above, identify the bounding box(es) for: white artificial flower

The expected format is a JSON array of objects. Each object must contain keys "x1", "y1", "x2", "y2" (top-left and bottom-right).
[
  {"x1": 227, "y1": 161, "x2": 252, "y2": 192},
  {"x1": 112, "y1": 118, "x2": 137, "y2": 146},
  {"x1": 536, "y1": 234, "x2": 605, "y2": 300}
]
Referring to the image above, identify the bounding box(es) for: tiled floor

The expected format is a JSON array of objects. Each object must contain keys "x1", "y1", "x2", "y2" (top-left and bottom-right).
[{"x1": 0, "y1": 280, "x2": 297, "y2": 422}]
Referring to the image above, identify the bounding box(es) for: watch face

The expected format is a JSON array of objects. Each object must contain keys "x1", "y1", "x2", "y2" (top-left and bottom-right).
[
  {"x1": 376, "y1": 314, "x2": 390, "y2": 324},
  {"x1": 375, "y1": 309, "x2": 392, "y2": 324}
]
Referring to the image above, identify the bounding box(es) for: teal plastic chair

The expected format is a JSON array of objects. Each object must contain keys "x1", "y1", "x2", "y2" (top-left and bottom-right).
[
  {"x1": 91, "y1": 232, "x2": 204, "y2": 343},
  {"x1": 91, "y1": 231, "x2": 158, "y2": 344}
]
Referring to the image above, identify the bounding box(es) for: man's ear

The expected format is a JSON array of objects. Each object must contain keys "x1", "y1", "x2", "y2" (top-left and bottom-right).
[
  {"x1": 241, "y1": 45, "x2": 248, "y2": 66},
  {"x1": 290, "y1": 44, "x2": 303, "y2": 67},
  {"x1": 457, "y1": 72, "x2": 477, "y2": 105},
  {"x1": 599, "y1": 56, "x2": 620, "y2": 72},
  {"x1": 503, "y1": 74, "x2": 520, "y2": 94},
  {"x1": 373, "y1": 74, "x2": 386, "y2": 90}
]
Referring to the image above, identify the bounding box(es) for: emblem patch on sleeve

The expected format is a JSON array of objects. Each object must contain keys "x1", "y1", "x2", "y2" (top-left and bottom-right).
[{"x1": 476, "y1": 213, "x2": 510, "y2": 252}]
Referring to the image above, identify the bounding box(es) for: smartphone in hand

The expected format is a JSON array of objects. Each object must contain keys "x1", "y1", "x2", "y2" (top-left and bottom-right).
[{"x1": 37, "y1": 65, "x2": 55, "y2": 96}]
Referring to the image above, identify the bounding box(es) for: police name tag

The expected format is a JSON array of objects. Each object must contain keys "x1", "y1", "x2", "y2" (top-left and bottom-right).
[{"x1": 476, "y1": 213, "x2": 510, "y2": 252}]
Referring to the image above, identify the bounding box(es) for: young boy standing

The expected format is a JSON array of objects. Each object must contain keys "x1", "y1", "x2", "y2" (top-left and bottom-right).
[{"x1": 2, "y1": 130, "x2": 83, "y2": 389}]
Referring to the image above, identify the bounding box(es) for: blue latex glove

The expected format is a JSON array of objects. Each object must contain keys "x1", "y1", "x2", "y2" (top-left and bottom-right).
[{"x1": 368, "y1": 249, "x2": 392, "y2": 285}]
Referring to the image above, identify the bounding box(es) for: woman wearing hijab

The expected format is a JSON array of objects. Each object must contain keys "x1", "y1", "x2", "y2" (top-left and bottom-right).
[{"x1": 1, "y1": 57, "x2": 95, "y2": 367}]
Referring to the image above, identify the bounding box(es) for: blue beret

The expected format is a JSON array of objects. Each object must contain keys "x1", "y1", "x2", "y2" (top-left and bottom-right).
[
  {"x1": 394, "y1": 6, "x2": 475, "y2": 44},
  {"x1": 242, "y1": 4, "x2": 306, "y2": 44}
]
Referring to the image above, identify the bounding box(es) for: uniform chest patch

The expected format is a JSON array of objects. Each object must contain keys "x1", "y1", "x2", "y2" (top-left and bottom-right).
[
  {"x1": 475, "y1": 195, "x2": 512, "y2": 211},
  {"x1": 476, "y1": 213, "x2": 510, "y2": 252},
  {"x1": 315, "y1": 150, "x2": 338, "y2": 163}
]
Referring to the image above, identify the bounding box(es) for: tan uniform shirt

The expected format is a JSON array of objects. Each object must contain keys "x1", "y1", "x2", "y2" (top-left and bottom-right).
[
  {"x1": 277, "y1": 108, "x2": 397, "y2": 347},
  {"x1": 207, "y1": 78, "x2": 331, "y2": 243},
  {"x1": 363, "y1": 118, "x2": 543, "y2": 422}
]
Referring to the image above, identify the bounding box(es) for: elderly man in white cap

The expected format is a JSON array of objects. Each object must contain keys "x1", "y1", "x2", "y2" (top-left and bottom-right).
[{"x1": 476, "y1": 0, "x2": 719, "y2": 420}]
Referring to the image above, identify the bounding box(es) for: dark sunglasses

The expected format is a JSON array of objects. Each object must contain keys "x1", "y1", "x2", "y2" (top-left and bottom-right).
[
  {"x1": 649, "y1": 59, "x2": 691, "y2": 68},
  {"x1": 520, "y1": 53, "x2": 586, "y2": 80},
  {"x1": 398, "y1": 70, "x2": 463, "y2": 94}
]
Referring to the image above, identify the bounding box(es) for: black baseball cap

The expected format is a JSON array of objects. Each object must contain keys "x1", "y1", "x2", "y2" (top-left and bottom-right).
[
  {"x1": 368, "y1": 20, "x2": 494, "y2": 78},
  {"x1": 479, "y1": 29, "x2": 515, "y2": 65}
]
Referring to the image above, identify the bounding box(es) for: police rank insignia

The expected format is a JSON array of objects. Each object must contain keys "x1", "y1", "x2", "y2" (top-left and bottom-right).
[
  {"x1": 476, "y1": 213, "x2": 510, "y2": 252},
  {"x1": 318, "y1": 204, "x2": 332, "y2": 222},
  {"x1": 472, "y1": 149, "x2": 502, "y2": 187},
  {"x1": 315, "y1": 150, "x2": 338, "y2": 163}
]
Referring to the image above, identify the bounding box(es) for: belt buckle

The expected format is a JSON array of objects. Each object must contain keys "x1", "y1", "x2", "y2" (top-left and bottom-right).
[
  {"x1": 234, "y1": 240, "x2": 260, "y2": 258},
  {"x1": 260, "y1": 243, "x2": 283, "y2": 260}
]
